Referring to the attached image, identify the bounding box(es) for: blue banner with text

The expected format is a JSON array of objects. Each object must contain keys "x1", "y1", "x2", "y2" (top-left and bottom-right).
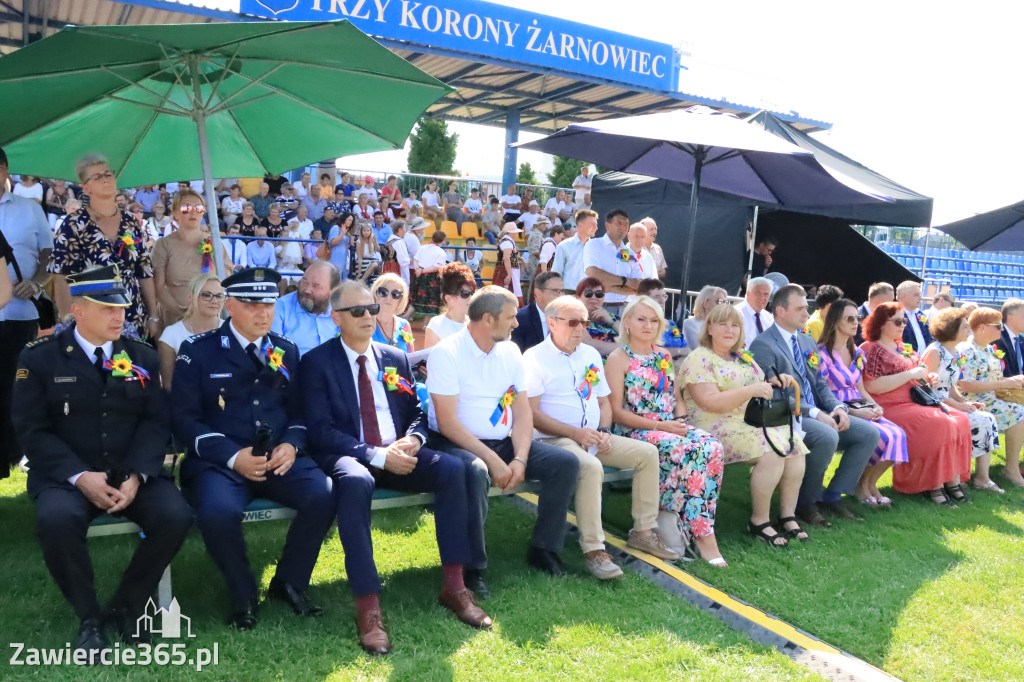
[{"x1": 240, "y1": 0, "x2": 676, "y2": 90}]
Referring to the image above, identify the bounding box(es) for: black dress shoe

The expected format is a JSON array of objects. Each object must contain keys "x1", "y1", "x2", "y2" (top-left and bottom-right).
[
  {"x1": 526, "y1": 546, "x2": 567, "y2": 576},
  {"x1": 819, "y1": 500, "x2": 865, "y2": 522},
  {"x1": 228, "y1": 602, "x2": 258, "y2": 630},
  {"x1": 463, "y1": 568, "x2": 491, "y2": 600},
  {"x1": 75, "y1": 618, "x2": 109, "y2": 665},
  {"x1": 267, "y1": 578, "x2": 324, "y2": 617},
  {"x1": 104, "y1": 605, "x2": 151, "y2": 646}
]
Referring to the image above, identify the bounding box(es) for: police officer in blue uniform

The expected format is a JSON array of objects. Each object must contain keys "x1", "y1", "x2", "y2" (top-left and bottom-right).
[
  {"x1": 12, "y1": 265, "x2": 192, "y2": 663},
  {"x1": 172, "y1": 267, "x2": 334, "y2": 630}
]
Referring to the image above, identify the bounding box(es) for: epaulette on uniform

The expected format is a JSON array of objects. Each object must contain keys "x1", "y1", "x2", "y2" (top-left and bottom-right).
[
  {"x1": 185, "y1": 329, "x2": 220, "y2": 345},
  {"x1": 23, "y1": 335, "x2": 56, "y2": 351}
]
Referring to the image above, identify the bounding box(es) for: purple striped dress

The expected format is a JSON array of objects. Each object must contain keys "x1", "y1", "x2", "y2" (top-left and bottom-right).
[{"x1": 818, "y1": 345, "x2": 909, "y2": 465}]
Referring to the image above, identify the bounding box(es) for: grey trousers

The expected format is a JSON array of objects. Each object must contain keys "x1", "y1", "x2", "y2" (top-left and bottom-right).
[
  {"x1": 429, "y1": 431, "x2": 580, "y2": 566},
  {"x1": 798, "y1": 413, "x2": 879, "y2": 505}
]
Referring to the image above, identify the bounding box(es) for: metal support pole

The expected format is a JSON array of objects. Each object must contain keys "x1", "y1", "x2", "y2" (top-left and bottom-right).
[
  {"x1": 746, "y1": 205, "x2": 760, "y2": 275},
  {"x1": 920, "y1": 227, "x2": 931, "y2": 280},
  {"x1": 678, "y1": 147, "x2": 706, "y2": 324},
  {"x1": 188, "y1": 55, "x2": 226, "y2": 279},
  {"x1": 502, "y1": 108, "x2": 520, "y2": 190}
]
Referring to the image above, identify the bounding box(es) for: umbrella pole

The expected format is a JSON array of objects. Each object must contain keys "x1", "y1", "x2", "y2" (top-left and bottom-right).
[
  {"x1": 920, "y1": 227, "x2": 930, "y2": 280},
  {"x1": 678, "y1": 147, "x2": 705, "y2": 325},
  {"x1": 189, "y1": 56, "x2": 226, "y2": 280}
]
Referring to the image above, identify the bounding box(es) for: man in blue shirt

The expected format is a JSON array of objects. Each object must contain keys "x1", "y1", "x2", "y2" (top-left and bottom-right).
[
  {"x1": 272, "y1": 261, "x2": 340, "y2": 356},
  {"x1": 300, "y1": 183, "x2": 328, "y2": 221},
  {"x1": 246, "y1": 226, "x2": 277, "y2": 269},
  {"x1": 372, "y1": 211, "x2": 392, "y2": 245}
]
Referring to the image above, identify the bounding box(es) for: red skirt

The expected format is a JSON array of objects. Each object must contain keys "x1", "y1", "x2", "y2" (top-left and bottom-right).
[{"x1": 381, "y1": 260, "x2": 401, "y2": 276}]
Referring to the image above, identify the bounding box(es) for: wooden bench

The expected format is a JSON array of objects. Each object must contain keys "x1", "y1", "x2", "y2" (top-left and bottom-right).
[{"x1": 88, "y1": 466, "x2": 636, "y2": 608}]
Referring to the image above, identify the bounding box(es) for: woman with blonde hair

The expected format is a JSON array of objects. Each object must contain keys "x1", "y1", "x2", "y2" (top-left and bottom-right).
[
  {"x1": 150, "y1": 188, "x2": 228, "y2": 330},
  {"x1": 370, "y1": 273, "x2": 415, "y2": 353},
  {"x1": 680, "y1": 303, "x2": 808, "y2": 547},
  {"x1": 685, "y1": 285, "x2": 729, "y2": 349},
  {"x1": 606, "y1": 296, "x2": 728, "y2": 565},
  {"x1": 353, "y1": 222, "x2": 380, "y2": 284},
  {"x1": 157, "y1": 272, "x2": 225, "y2": 388}
]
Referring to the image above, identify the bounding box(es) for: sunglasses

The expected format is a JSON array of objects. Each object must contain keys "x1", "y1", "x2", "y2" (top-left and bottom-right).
[
  {"x1": 891, "y1": 318, "x2": 907, "y2": 327},
  {"x1": 555, "y1": 317, "x2": 586, "y2": 327},
  {"x1": 985, "y1": 323, "x2": 1004, "y2": 330},
  {"x1": 457, "y1": 289, "x2": 474, "y2": 299},
  {"x1": 375, "y1": 287, "x2": 404, "y2": 300},
  {"x1": 179, "y1": 204, "x2": 206, "y2": 214},
  {"x1": 198, "y1": 292, "x2": 227, "y2": 302},
  {"x1": 335, "y1": 303, "x2": 380, "y2": 317},
  {"x1": 581, "y1": 289, "x2": 605, "y2": 299},
  {"x1": 714, "y1": 298, "x2": 728, "y2": 305},
  {"x1": 843, "y1": 315, "x2": 859, "y2": 324},
  {"x1": 84, "y1": 170, "x2": 115, "y2": 183}
]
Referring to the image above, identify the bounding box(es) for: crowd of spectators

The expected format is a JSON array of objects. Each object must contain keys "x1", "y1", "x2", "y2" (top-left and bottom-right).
[{"x1": 9, "y1": 147, "x2": 1024, "y2": 662}]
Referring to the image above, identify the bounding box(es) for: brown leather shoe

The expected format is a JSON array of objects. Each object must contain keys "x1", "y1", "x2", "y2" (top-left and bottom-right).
[
  {"x1": 439, "y1": 588, "x2": 493, "y2": 629},
  {"x1": 355, "y1": 607, "x2": 391, "y2": 656},
  {"x1": 795, "y1": 503, "x2": 832, "y2": 528}
]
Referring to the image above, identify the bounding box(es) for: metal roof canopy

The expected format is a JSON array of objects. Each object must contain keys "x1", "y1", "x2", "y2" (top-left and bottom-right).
[{"x1": 0, "y1": 0, "x2": 831, "y2": 135}]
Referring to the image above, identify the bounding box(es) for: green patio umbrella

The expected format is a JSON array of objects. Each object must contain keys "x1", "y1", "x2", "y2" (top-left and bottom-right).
[{"x1": 0, "y1": 20, "x2": 453, "y2": 276}]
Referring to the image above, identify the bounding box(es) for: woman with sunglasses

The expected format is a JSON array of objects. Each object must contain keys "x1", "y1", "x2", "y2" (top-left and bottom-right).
[
  {"x1": 684, "y1": 286, "x2": 729, "y2": 351},
  {"x1": 49, "y1": 153, "x2": 158, "y2": 338},
  {"x1": 956, "y1": 307, "x2": 1024, "y2": 488},
  {"x1": 817, "y1": 298, "x2": 908, "y2": 506},
  {"x1": 574, "y1": 276, "x2": 619, "y2": 356},
  {"x1": 152, "y1": 188, "x2": 229, "y2": 329},
  {"x1": 370, "y1": 274, "x2": 415, "y2": 353},
  {"x1": 860, "y1": 302, "x2": 972, "y2": 506},
  {"x1": 157, "y1": 272, "x2": 225, "y2": 389},
  {"x1": 423, "y1": 262, "x2": 476, "y2": 348}
]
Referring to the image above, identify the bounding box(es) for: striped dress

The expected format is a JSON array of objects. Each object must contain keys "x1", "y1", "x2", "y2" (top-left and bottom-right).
[{"x1": 818, "y1": 345, "x2": 909, "y2": 465}]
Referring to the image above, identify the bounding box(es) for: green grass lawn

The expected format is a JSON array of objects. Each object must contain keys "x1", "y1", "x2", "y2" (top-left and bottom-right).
[
  {"x1": 0, "y1": 470, "x2": 809, "y2": 682},
  {"x1": 605, "y1": 442, "x2": 1024, "y2": 682}
]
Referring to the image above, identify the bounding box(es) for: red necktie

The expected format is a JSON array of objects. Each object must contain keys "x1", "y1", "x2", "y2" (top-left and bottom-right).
[{"x1": 356, "y1": 355, "x2": 382, "y2": 446}]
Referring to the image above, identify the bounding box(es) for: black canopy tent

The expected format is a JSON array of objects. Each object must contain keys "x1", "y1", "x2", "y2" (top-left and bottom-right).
[
  {"x1": 592, "y1": 172, "x2": 922, "y2": 302},
  {"x1": 935, "y1": 200, "x2": 1024, "y2": 252}
]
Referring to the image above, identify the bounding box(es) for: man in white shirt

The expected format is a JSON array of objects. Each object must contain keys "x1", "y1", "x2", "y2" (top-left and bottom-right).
[
  {"x1": 735, "y1": 277, "x2": 774, "y2": 348},
  {"x1": 500, "y1": 184, "x2": 522, "y2": 223},
  {"x1": 246, "y1": 226, "x2": 277, "y2": 269},
  {"x1": 388, "y1": 222, "x2": 412, "y2": 285},
  {"x1": 923, "y1": 292, "x2": 954, "y2": 323},
  {"x1": 582, "y1": 208, "x2": 642, "y2": 307},
  {"x1": 427, "y1": 286, "x2": 580, "y2": 584},
  {"x1": 640, "y1": 217, "x2": 668, "y2": 280},
  {"x1": 544, "y1": 190, "x2": 570, "y2": 225},
  {"x1": 571, "y1": 166, "x2": 592, "y2": 205},
  {"x1": 896, "y1": 280, "x2": 933, "y2": 352},
  {"x1": 356, "y1": 176, "x2": 379, "y2": 207},
  {"x1": 294, "y1": 204, "x2": 314, "y2": 240},
  {"x1": 463, "y1": 188, "x2": 484, "y2": 221},
  {"x1": 294, "y1": 172, "x2": 312, "y2": 198},
  {"x1": 224, "y1": 224, "x2": 248, "y2": 272},
  {"x1": 525, "y1": 296, "x2": 679, "y2": 579},
  {"x1": 518, "y1": 200, "x2": 541, "y2": 234},
  {"x1": 627, "y1": 222, "x2": 656, "y2": 279},
  {"x1": 553, "y1": 208, "x2": 597, "y2": 292}
]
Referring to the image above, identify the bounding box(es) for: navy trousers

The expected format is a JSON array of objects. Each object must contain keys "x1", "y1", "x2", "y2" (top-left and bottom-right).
[
  {"x1": 185, "y1": 458, "x2": 335, "y2": 610},
  {"x1": 327, "y1": 447, "x2": 470, "y2": 596}
]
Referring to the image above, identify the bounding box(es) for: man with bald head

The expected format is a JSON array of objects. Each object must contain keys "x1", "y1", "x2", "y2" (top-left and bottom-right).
[
  {"x1": 272, "y1": 261, "x2": 341, "y2": 356},
  {"x1": 640, "y1": 217, "x2": 667, "y2": 280},
  {"x1": 627, "y1": 223, "x2": 655, "y2": 279},
  {"x1": 896, "y1": 280, "x2": 932, "y2": 353}
]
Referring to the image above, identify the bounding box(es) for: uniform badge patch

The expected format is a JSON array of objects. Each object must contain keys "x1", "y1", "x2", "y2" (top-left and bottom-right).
[
  {"x1": 221, "y1": 336, "x2": 230, "y2": 348},
  {"x1": 15, "y1": 369, "x2": 28, "y2": 381}
]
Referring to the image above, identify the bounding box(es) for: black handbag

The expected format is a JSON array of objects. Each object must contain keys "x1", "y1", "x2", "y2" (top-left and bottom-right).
[
  {"x1": 0, "y1": 230, "x2": 57, "y2": 329},
  {"x1": 910, "y1": 380, "x2": 948, "y2": 412},
  {"x1": 744, "y1": 370, "x2": 802, "y2": 457},
  {"x1": 844, "y1": 398, "x2": 877, "y2": 410}
]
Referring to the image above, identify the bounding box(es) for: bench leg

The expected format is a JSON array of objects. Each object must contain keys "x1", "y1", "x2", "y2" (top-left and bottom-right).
[{"x1": 157, "y1": 566, "x2": 173, "y2": 610}]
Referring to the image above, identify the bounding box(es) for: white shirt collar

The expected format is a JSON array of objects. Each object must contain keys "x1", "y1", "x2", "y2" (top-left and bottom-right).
[
  {"x1": 775, "y1": 324, "x2": 796, "y2": 347},
  {"x1": 73, "y1": 327, "x2": 114, "y2": 362},
  {"x1": 229, "y1": 320, "x2": 264, "y2": 350},
  {"x1": 535, "y1": 303, "x2": 548, "y2": 337},
  {"x1": 339, "y1": 337, "x2": 376, "y2": 370}
]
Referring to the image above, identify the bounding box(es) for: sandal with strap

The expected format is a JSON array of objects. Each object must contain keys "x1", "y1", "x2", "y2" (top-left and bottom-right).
[
  {"x1": 944, "y1": 484, "x2": 970, "y2": 504},
  {"x1": 923, "y1": 488, "x2": 957, "y2": 508},
  {"x1": 972, "y1": 480, "x2": 1005, "y2": 495},
  {"x1": 747, "y1": 521, "x2": 788, "y2": 548},
  {"x1": 778, "y1": 516, "x2": 811, "y2": 542}
]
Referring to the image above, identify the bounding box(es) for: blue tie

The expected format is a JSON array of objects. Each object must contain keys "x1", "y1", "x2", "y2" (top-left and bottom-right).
[
  {"x1": 791, "y1": 334, "x2": 813, "y2": 399},
  {"x1": 1015, "y1": 335, "x2": 1023, "y2": 374}
]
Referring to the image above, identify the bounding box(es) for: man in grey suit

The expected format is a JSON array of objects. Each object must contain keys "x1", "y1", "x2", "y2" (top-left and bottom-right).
[{"x1": 750, "y1": 284, "x2": 878, "y2": 527}]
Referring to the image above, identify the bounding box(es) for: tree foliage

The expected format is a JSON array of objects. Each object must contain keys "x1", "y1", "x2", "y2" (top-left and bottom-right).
[
  {"x1": 407, "y1": 118, "x2": 458, "y2": 176},
  {"x1": 547, "y1": 155, "x2": 585, "y2": 188},
  {"x1": 516, "y1": 162, "x2": 538, "y2": 185}
]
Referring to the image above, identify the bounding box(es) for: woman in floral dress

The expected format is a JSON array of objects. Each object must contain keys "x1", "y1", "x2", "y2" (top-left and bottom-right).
[
  {"x1": 679, "y1": 303, "x2": 809, "y2": 550},
  {"x1": 606, "y1": 296, "x2": 728, "y2": 566},
  {"x1": 957, "y1": 307, "x2": 1024, "y2": 488},
  {"x1": 921, "y1": 307, "x2": 1001, "y2": 493},
  {"x1": 817, "y1": 299, "x2": 908, "y2": 506}
]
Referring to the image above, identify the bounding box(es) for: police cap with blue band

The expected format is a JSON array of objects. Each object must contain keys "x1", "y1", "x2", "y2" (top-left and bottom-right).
[
  {"x1": 66, "y1": 264, "x2": 131, "y2": 307},
  {"x1": 222, "y1": 267, "x2": 282, "y2": 303}
]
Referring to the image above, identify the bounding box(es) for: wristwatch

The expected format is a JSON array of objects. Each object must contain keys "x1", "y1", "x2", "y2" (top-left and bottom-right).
[
  {"x1": 620, "y1": 275, "x2": 627, "y2": 287},
  {"x1": 597, "y1": 427, "x2": 611, "y2": 434}
]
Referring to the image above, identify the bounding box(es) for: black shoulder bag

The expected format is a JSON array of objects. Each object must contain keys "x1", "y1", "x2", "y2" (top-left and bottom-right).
[{"x1": 743, "y1": 368, "x2": 802, "y2": 457}]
